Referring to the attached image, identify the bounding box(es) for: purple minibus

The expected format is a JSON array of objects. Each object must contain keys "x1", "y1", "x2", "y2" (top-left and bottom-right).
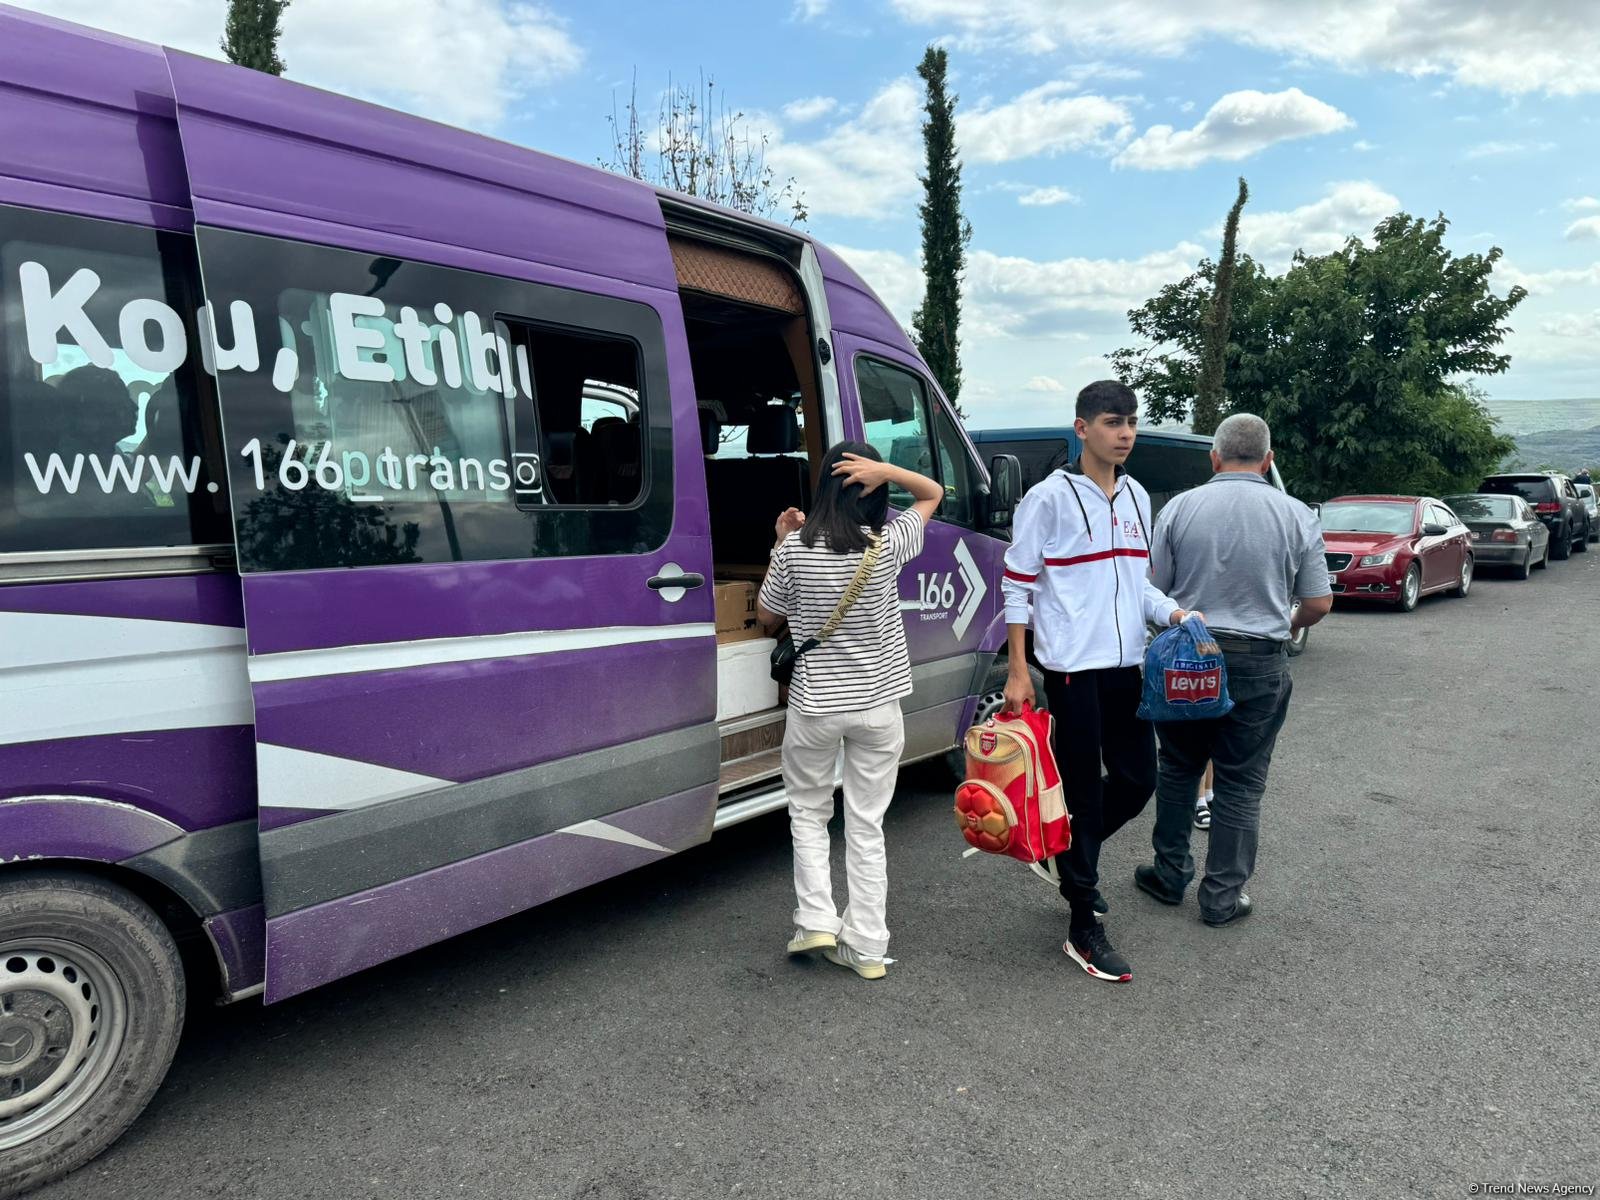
[{"x1": 0, "y1": 7, "x2": 1025, "y2": 1190}]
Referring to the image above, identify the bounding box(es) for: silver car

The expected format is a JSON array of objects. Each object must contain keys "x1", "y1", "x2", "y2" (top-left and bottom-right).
[
  {"x1": 1578, "y1": 483, "x2": 1599, "y2": 542},
  {"x1": 1444, "y1": 493, "x2": 1551, "y2": 578}
]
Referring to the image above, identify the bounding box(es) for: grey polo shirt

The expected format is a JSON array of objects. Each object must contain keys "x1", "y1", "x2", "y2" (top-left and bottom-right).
[{"x1": 1149, "y1": 470, "x2": 1331, "y2": 642}]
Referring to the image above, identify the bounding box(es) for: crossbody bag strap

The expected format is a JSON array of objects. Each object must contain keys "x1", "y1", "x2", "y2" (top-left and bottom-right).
[{"x1": 804, "y1": 533, "x2": 884, "y2": 651}]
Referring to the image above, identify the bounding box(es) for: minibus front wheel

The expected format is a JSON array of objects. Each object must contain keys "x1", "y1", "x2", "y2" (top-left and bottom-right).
[
  {"x1": 947, "y1": 659, "x2": 1046, "y2": 777},
  {"x1": 0, "y1": 871, "x2": 185, "y2": 1197}
]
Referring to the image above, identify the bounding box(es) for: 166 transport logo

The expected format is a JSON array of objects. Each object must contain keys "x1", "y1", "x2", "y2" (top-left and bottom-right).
[{"x1": 905, "y1": 538, "x2": 988, "y2": 638}]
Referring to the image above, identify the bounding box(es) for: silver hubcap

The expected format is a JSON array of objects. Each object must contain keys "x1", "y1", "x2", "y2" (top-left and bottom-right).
[
  {"x1": 972, "y1": 687, "x2": 1006, "y2": 727},
  {"x1": 0, "y1": 940, "x2": 127, "y2": 1152},
  {"x1": 1404, "y1": 571, "x2": 1418, "y2": 605},
  {"x1": 1461, "y1": 559, "x2": 1472, "y2": 589}
]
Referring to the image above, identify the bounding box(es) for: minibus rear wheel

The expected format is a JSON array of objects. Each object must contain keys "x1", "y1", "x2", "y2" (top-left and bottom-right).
[{"x1": 0, "y1": 872, "x2": 185, "y2": 1197}]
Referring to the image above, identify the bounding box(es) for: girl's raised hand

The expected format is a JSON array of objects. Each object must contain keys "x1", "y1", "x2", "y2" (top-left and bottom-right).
[{"x1": 832, "y1": 452, "x2": 891, "y2": 494}]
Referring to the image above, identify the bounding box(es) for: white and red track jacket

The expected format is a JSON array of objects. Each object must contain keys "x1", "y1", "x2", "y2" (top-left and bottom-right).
[{"x1": 1001, "y1": 463, "x2": 1180, "y2": 674}]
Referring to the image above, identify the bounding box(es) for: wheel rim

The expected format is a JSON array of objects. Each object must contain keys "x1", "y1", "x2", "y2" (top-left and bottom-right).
[
  {"x1": 0, "y1": 938, "x2": 128, "y2": 1152},
  {"x1": 1461, "y1": 558, "x2": 1472, "y2": 591},
  {"x1": 971, "y1": 687, "x2": 1007, "y2": 727},
  {"x1": 1404, "y1": 569, "x2": 1419, "y2": 606}
]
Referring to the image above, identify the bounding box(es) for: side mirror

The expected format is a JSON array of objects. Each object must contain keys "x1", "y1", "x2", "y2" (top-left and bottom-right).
[
  {"x1": 986, "y1": 454, "x2": 1022, "y2": 528},
  {"x1": 1422, "y1": 523, "x2": 1447, "y2": 537}
]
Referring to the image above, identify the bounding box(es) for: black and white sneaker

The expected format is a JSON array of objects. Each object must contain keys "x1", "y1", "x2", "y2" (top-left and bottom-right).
[{"x1": 1064, "y1": 924, "x2": 1132, "y2": 982}]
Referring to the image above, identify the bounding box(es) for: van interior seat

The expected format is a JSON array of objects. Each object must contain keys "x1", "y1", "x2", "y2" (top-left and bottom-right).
[
  {"x1": 591, "y1": 416, "x2": 641, "y2": 505},
  {"x1": 705, "y1": 405, "x2": 811, "y2": 564}
]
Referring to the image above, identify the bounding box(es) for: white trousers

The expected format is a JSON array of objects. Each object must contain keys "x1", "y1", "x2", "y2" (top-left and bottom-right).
[{"x1": 782, "y1": 700, "x2": 906, "y2": 958}]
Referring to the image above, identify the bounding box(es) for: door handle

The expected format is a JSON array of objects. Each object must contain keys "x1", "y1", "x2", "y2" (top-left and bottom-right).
[{"x1": 648, "y1": 571, "x2": 706, "y2": 591}]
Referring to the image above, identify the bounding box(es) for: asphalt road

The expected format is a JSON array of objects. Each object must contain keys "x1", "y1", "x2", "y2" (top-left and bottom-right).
[{"x1": 40, "y1": 546, "x2": 1600, "y2": 1200}]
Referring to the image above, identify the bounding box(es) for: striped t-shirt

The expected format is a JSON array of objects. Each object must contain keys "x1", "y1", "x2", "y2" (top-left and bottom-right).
[{"x1": 758, "y1": 509, "x2": 926, "y2": 716}]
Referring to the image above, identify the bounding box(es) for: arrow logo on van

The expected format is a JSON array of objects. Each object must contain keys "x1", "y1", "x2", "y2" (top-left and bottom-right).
[{"x1": 953, "y1": 538, "x2": 986, "y2": 638}]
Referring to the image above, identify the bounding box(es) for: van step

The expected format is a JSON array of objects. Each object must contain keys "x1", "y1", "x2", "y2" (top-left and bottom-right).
[
  {"x1": 718, "y1": 747, "x2": 784, "y2": 793},
  {"x1": 718, "y1": 707, "x2": 786, "y2": 764}
]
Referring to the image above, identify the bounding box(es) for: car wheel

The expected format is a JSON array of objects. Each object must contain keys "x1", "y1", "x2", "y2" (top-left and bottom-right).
[
  {"x1": 946, "y1": 660, "x2": 1045, "y2": 777},
  {"x1": 1452, "y1": 555, "x2": 1473, "y2": 596},
  {"x1": 0, "y1": 872, "x2": 185, "y2": 1197},
  {"x1": 1516, "y1": 548, "x2": 1533, "y2": 580},
  {"x1": 1553, "y1": 523, "x2": 1572, "y2": 559},
  {"x1": 1397, "y1": 563, "x2": 1421, "y2": 612}
]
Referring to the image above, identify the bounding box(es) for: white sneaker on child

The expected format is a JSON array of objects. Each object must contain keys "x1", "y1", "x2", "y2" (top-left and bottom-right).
[
  {"x1": 786, "y1": 928, "x2": 838, "y2": 956},
  {"x1": 823, "y1": 941, "x2": 887, "y2": 980}
]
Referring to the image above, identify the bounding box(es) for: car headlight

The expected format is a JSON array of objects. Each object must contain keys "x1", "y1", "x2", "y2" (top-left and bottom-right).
[{"x1": 1359, "y1": 551, "x2": 1397, "y2": 566}]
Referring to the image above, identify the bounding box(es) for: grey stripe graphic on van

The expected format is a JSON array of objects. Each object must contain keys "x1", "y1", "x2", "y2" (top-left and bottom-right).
[{"x1": 259, "y1": 721, "x2": 720, "y2": 917}]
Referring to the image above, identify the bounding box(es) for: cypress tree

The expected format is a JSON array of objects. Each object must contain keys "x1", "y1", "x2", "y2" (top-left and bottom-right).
[
  {"x1": 911, "y1": 46, "x2": 971, "y2": 412},
  {"x1": 1193, "y1": 176, "x2": 1249, "y2": 435},
  {"x1": 222, "y1": 0, "x2": 290, "y2": 76}
]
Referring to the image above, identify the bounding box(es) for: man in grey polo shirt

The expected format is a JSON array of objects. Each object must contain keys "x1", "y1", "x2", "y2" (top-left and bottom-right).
[{"x1": 1133, "y1": 413, "x2": 1333, "y2": 926}]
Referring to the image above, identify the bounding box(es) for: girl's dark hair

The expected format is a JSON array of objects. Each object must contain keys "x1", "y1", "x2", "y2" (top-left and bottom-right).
[{"x1": 800, "y1": 440, "x2": 889, "y2": 553}]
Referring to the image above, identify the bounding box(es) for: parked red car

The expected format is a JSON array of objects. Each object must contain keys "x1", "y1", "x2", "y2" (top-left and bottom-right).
[{"x1": 1320, "y1": 495, "x2": 1474, "y2": 612}]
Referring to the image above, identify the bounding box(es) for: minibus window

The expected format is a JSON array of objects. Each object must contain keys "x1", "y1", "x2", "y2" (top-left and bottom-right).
[
  {"x1": 192, "y1": 227, "x2": 672, "y2": 569},
  {"x1": 856, "y1": 357, "x2": 934, "y2": 510},
  {"x1": 0, "y1": 204, "x2": 230, "y2": 556}
]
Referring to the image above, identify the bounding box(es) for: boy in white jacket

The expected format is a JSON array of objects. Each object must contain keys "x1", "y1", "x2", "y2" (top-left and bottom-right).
[{"x1": 1001, "y1": 381, "x2": 1196, "y2": 982}]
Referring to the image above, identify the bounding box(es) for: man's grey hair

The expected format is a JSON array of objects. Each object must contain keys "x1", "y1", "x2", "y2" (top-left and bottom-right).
[{"x1": 1213, "y1": 413, "x2": 1272, "y2": 464}]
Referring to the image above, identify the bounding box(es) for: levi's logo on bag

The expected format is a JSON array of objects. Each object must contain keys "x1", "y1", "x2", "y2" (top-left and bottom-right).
[
  {"x1": 1137, "y1": 614, "x2": 1236, "y2": 723},
  {"x1": 1164, "y1": 660, "x2": 1221, "y2": 704}
]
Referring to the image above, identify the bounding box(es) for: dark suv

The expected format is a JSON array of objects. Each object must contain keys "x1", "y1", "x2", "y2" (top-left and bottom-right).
[{"x1": 1477, "y1": 473, "x2": 1592, "y2": 559}]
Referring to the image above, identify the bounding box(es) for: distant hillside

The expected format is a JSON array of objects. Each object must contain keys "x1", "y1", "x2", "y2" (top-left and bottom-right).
[{"x1": 1501, "y1": 425, "x2": 1600, "y2": 473}]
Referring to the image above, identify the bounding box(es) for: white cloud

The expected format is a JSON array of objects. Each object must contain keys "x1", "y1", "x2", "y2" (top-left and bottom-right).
[
  {"x1": 10, "y1": 0, "x2": 583, "y2": 130},
  {"x1": 1566, "y1": 217, "x2": 1600, "y2": 241},
  {"x1": 961, "y1": 83, "x2": 1133, "y2": 163},
  {"x1": 1017, "y1": 186, "x2": 1080, "y2": 207},
  {"x1": 772, "y1": 77, "x2": 1127, "y2": 218},
  {"x1": 783, "y1": 95, "x2": 840, "y2": 123},
  {"x1": 1231, "y1": 180, "x2": 1401, "y2": 267},
  {"x1": 1464, "y1": 140, "x2": 1556, "y2": 158},
  {"x1": 1115, "y1": 87, "x2": 1352, "y2": 170},
  {"x1": 1352, "y1": 139, "x2": 1377, "y2": 151},
  {"x1": 1563, "y1": 196, "x2": 1600, "y2": 212},
  {"x1": 836, "y1": 239, "x2": 1208, "y2": 341},
  {"x1": 768, "y1": 80, "x2": 923, "y2": 219},
  {"x1": 1024, "y1": 375, "x2": 1068, "y2": 392},
  {"x1": 1542, "y1": 310, "x2": 1600, "y2": 340},
  {"x1": 793, "y1": 0, "x2": 831, "y2": 18},
  {"x1": 885, "y1": 0, "x2": 1600, "y2": 97},
  {"x1": 1495, "y1": 260, "x2": 1600, "y2": 294}
]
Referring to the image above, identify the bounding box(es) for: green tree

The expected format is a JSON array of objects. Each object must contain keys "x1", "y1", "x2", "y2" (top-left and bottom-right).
[
  {"x1": 1111, "y1": 212, "x2": 1524, "y2": 499},
  {"x1": 222, "y1": 0, "x2": 290, "y2": 76},
  {"x1": 911, "y1": 46, "x2": 971, "y2": 413},
  {"x1": 1192, "y1": 177, "x2": 1249, "y2": 436}
]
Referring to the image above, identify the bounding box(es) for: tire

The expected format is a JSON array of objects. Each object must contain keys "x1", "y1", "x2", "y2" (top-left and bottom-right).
[
  {"x1": 1452, "y1": 555, "x2": 1473, "y2": 597},
  {"x1": 1553, "y1": 523, "x2": 1571, "y2": 560},
  {"x1": 1397, "y1": 563, "x2": 1421, "y2": 612},
  {"x1": 1516, "y1": 549, "x2": 1532, "y2": 581},
  {"x1": 0, "y1": 873, "x2": 185, "y2": 1198},
  {"x1": 946, "y1": 660, "x2": 1046, "y2": 777}
]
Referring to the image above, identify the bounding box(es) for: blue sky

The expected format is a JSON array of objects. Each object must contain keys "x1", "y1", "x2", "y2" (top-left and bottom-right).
[{"x1": 19, "y1": 0, "x2": 1600, "y2": 428}]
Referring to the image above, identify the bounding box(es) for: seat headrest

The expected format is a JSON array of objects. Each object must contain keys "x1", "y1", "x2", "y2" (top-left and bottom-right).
[
  {"x1": 747, "y1": 406, "x2": 800, "y2": 455},
  {"x1": 698, "y1": 408, "x2": 721, "y2": 455}
]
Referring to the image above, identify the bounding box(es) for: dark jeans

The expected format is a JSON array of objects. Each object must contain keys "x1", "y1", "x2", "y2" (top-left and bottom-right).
[
  {"x1": 1148, "y1": 648, "x2": 1293, "y2": 920},
  {"x1": 1043, "y1": 666, "x2": 1155, "y2": 930}
]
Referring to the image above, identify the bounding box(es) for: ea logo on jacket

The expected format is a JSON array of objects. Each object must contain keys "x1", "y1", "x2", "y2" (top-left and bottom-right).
[{"x1": 1122, "y1": 518, "x2": 1144, "y2": 542}]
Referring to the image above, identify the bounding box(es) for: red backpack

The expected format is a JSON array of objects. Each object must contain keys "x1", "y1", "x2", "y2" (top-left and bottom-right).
[{"x1": 954, "y1": 703, "x2": 1070, "y2": 864}]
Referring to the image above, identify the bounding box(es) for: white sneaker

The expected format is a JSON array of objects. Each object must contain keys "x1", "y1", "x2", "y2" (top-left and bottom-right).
[
  {"x1": 822, "y1": 941, "x2": 887, "y2": 980},
  {"x1": 786, "y1": 928, "x2": 838, "y2": 956}
]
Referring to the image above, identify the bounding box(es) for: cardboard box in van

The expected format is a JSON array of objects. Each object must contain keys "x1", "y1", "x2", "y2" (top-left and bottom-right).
[{"x1": 714, "y1": 581, "x2": 760, "y2": 642}]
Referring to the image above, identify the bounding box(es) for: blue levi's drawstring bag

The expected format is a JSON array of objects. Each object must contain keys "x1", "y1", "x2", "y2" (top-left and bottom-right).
[{"x1": 1137, "y1": 614, "x2": 1235, "y2": 722}]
